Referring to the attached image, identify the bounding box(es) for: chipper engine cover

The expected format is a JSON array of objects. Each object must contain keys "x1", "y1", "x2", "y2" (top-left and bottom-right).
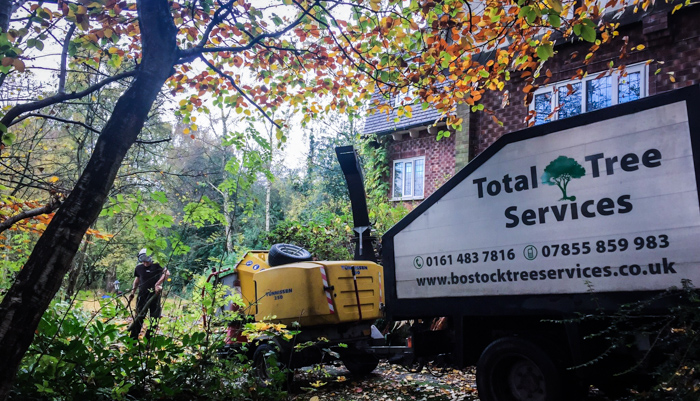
[{"x1": 234, "y1": 250, "x2": 384, "y2": 327}]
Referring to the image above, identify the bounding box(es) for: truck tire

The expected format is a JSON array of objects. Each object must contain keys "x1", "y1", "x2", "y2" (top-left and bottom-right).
[
  {"x1": 268, "y1": 243, "x2": 312, "y2": 266},
  {"x1": 342, "y1": 352, "x2": 379, "y2": 376},
  {"x1": 477, "y1": 337, "x2": 563, "y2": 401},
  {"x1": 253, "y1": 343, "x2": 289, "y2": 386}
]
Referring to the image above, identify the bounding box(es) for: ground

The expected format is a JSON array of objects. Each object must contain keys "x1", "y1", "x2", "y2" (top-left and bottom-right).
[
  {"x1": 291, "y1": 361, "x2": 478, "y2": 401},
  {"x1": 289, "y1": 361, "x2": 615, "y2": 401}
]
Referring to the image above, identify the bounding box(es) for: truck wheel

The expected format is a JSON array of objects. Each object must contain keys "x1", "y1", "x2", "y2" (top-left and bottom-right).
[
  {"x1": 253, "y1": 343, "x2": 289, "y2": 386},
  {"x1": 342, "y1": 352, "x2": 379, "y2": 376},
  {"x1": 268, "y1": 243, "x2": 312, "y2": 266},
  {"x1": 477, "y1": 337, "x2": 562, "y2": 401}
]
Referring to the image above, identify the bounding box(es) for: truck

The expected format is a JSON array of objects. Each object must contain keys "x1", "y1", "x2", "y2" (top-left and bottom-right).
[
  {"x1": 219, "y1": 85, "x2": 700, "y2": 401},
  {"x1": 380, "y1": 84, "x2": 700, "y2": 400}
]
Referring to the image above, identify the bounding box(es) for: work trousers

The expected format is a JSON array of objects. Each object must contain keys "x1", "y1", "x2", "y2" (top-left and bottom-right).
[{"x1": 130, "y1": 289, "x2": 162, "y2": 340}]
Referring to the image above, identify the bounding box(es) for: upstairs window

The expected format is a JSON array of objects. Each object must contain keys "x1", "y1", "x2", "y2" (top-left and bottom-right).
[
  {"x1": 394, "y1": 86, "x2": 416, "y2": 108},
  {"x1": 531, "y1": 63, "x2": 648, "y2": 125},
  {"x1": 393, "y1": 156, "x2": 425, "y2": 200}
]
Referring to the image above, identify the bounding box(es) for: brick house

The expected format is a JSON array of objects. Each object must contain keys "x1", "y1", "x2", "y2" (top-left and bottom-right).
[{"x1": 362, "y1": 2, "x2": 700, "y2": 204}]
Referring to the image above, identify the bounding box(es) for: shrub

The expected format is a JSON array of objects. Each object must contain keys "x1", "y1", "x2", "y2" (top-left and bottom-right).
[
  {"x1": 570, "y1": 280, "x2": 700, "y2": 400},
  {"x1": 266, "y1": 215, "x2": 354, "y2": 261},
  {"x1": 9, "y1": 278, "x2": 289, "y2": 400}
]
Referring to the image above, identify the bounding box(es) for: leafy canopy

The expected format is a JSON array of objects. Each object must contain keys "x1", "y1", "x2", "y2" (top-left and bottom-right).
[{"x1": 1, "y1": 0, "x2": 683, "y2": 149}]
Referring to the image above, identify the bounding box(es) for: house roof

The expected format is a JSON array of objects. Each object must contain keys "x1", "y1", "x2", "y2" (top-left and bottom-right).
[{"x1": 362, "y1": 90, "x2": 443, "y2": 136}]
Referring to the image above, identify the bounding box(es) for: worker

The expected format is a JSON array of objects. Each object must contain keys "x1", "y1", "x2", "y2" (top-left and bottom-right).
[{"x1": 128, "y1": 249, "x2": 169, "y2": 340}]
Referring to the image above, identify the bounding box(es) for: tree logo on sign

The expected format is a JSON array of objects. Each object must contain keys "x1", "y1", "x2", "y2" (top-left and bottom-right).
[{"x1": 541, "y1": 156, "x2": 586, "y2": 201}]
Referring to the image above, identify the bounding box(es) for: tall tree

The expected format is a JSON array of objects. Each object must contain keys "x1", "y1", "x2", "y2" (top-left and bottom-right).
[
  {"x1": 0, "y1": 1, "x2": 371, "y2": 392},
  {"x1": 0, "y1": 1, "x2": 178, "y2": 394}
]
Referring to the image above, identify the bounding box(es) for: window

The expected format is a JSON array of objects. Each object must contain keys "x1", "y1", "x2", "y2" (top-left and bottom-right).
[
  {"x1": 531, "y1": 63, "x2": 648, "y2": 125},
  {"x1": 394, "y1": 86, "x2": 416, "y2": 108},
  {"x1": 393, "y1": 157, "x2": 425, "y2": 200}
]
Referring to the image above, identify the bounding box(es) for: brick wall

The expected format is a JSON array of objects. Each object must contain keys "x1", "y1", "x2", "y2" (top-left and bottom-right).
[
  {"x1": 386, "y1": 128, "x2": 456, "y2": 201},
  {"x1": 454, "y1": 103, "x2": 471, "y2": 171},
  {"x1": 472, "y1": 6, "x2": 700, "y2": 157}
]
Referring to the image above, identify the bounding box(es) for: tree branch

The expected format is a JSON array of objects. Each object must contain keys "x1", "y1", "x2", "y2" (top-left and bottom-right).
[
  {"x1": 1, "y1": 70, "x2": 136, "y2": 128},
  {"x1": 206, "y1": 180, "x2": 224, "y2": 197},
  {"x1": 315, "y1": 2, "x2": 392, "y2": 87},
  {"x1": 135, "y1": 137, "x2": 172, "y2": 145},
  {"x1": 193, "y1": 0, "x2": 233, "y2": 50},
  {"x1": 13, "y1": 113, "x2": 101, "y2": 133},
  {"x1": 0, "y1": 195, "x2": 61, "y2": 234},
  {"x1": 199, "y1": 56, "x2": 281, "y2": 129},
  {"x1": 58, "y1": 24, "x2": 76, "y2": 95},
  {"x1": 176, "y1": 0, "x2": 320, "y2": 63},
  {"x1": 0, "y1": 0, "x2": 30, "y2": 33}
]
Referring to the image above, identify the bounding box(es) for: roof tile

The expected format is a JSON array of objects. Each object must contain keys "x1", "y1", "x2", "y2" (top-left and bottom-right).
[{"x1": 362, "y1": 91, "x2": 443, "y2": 135}]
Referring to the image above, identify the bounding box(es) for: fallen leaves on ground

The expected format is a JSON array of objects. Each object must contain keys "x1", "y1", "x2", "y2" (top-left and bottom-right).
[{"x1": 291, "y1": 361, "x2": 478, "y2": 401}]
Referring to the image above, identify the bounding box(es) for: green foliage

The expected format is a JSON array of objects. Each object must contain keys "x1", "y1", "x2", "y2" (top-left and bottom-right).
[
  {"x1": 11, "y1": 298, "x2": 133, "y2": 400},
  {"x1": 183, "y1": 195, "x2": 225, "y2": 228},
  {"x1": 10, "y1": 279, "x2": 288, "y2": 401},
  {"x1": 267, "y1": 215, "x2": 354, "y2": 261},
  {"x1": 359, "y1": 139, "x2": 391, "y2": 204},
  {"x1": 0, "y1": 231, "x2": 32, "y2": 294},
  {"x1": 566, "y1": 281, "x2": 700, "y2": 400},
  {"x1": 266, "y1": 131, "x2": 408, "y2": 260},
  {"x1": 359, "y1": 139, "x2": 409, "y2": 236},
  {"x1": 101, "y1": 192, "x2": 177, "y2": 269}
]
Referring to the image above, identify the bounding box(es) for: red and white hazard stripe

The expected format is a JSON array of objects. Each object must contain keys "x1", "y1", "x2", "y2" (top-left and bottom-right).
[{"x1": 319, "y1": 266, "x2": 335, "y2": 314}]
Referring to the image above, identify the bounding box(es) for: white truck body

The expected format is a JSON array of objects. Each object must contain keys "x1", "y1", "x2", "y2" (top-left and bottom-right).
[{"x1": 393, "y1": 99, "x2": 700, "y2": 299}]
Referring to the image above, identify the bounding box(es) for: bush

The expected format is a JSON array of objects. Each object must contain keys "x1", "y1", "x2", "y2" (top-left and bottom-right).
[
  {"x1": 626, "y1": 282, "x2": 700, "y2": 400},
  {"x1": 572, "y1": 280, "x2": 700, "y2": 400},
  {"x1": 266, "y1": 215, "x2": 354, "y2": 261},
  {"x1": 9, "y1": 279, "x2": 289, "y2": 400}
]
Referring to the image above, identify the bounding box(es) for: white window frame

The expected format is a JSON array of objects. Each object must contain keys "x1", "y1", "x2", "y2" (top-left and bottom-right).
[
  {"x1": 394, "y1": 86, "x2": 416, "y2": 108},
  {"x1": 392, "y1": 156, "x2": 426, "y2": 201},
  {"x1": 530, "y1": 62, "x2": 649, "y2": 125}
]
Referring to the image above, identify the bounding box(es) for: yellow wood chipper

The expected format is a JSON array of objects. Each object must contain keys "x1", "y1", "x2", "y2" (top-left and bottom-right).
[{"x1": 215, "y1": 147, "x2": 391, "y2": 379}]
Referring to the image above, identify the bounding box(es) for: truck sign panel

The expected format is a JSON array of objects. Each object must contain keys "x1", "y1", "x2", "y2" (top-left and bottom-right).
[{"x1": 390, "y1": 92, "x2": 700, "y2": 300}]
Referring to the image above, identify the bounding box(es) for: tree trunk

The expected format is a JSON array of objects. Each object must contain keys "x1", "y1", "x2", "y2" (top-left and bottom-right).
[
  {"x1": 64, "y1": 238, "x2": 89, "y2": 301},
  {"x1": 0, "y1": 0, "x2": 12, "y2": 33},
  {"x1": 224, "y1": 191, "x2": 234, "y2": 254},
  {"x1": 265, "y1": 179, "x2": 271, "y2": 232},
  {"x1": 221, "y1": 114, "x2": 235, "y2": 254},
  {"x1": 0, "y1": 1, "x2": 178, "y2": 397},
  {"x1": 265, "y1": 128, "x2": 273, "y2": 233}
]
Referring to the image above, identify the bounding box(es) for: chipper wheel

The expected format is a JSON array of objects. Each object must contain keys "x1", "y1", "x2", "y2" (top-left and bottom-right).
[
  {"x1": 268, "y1": 243, "x2": 312, "y2": 266},
  {"x1": 341, "y1": 351, "x2": 379, "y2": 376},
  {"x1": 252, "y1": 343, "x2": 291, "y2": 387}
]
